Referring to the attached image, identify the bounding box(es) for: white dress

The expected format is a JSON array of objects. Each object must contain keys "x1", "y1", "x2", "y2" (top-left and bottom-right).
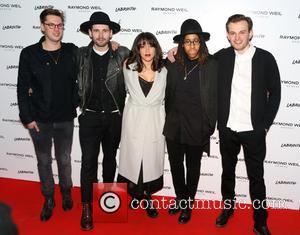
[{"x1": 118, "y1": 63, "x2": 167, "y2": 184}]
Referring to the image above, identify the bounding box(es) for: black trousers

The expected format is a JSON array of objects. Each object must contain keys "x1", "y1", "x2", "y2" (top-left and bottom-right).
[
  {"x1": 166, "y1": 138, "x2": 203, "y2": 201},
  {"x1": 79, "y1": 111, "x2": 122, "y2": 203},
  {"x1": 219, "y1": 127, "x2": 268, "y2": 226}
]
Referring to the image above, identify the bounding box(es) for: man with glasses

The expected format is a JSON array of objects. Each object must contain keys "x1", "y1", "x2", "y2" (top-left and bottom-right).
[
  {"x1": 17, "y1": 8, "x2": 78, "y2": 221},
  {"x1": 163, "y1": 19, "x2": 218, "y2": 224}
]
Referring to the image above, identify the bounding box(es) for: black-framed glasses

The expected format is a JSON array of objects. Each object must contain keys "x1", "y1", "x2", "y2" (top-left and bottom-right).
[
  {"x1": 183, "y1": 39, "x2": 200, "y2": 46},
  {"x1": 43, "y1": 22, "x2": 64, "y2": 30}
]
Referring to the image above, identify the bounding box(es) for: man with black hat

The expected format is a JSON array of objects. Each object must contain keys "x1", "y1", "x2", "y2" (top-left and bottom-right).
[
  {"x1": 163, "y1": 19, "x2": 217, "y2": 224},
  {"x1": 77, "y1": 11, "x2": 130, "y2": 230}
]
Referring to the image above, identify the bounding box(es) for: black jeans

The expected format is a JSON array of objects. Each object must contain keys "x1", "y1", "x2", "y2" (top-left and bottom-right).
[
  {"x1": 219, "y1": 127, "x2": 268, "y2": 226},
  {"x1": 79, "y1": 111, "x2": 122, "y2": 203},
  {"x1": 29, "y1": 121, "x2": 73, "y2": 198},
  {"x1": 166, "y1": 138, "x2": 203, "y2": 201}
]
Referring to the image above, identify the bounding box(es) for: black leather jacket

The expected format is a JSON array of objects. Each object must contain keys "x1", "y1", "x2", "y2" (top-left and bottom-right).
[{"x1": 76, "y1": 42, "x2": 130, "y2": 114}]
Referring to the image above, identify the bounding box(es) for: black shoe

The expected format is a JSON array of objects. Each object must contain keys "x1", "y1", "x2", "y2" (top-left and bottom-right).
[
  {"x1": 215, "y1": 209, "x2": 234, "y2": 227},
  {"x1": 40, "y1": 198, "x2": 55, "y2": 221},
  {"x1": 129, "y1": 197, "x2": 140, "y2": 209},
  {"x1": 178, "y1": 208, "x2": 192, "y2": 224},
  {"x1": 253, "y1": 225, "x2": 271, "y2": 235},
  {"x1": 62, "y1": 194, "x2": 73, "y2": 211},
  {"x1": 143, "y1": 195, "x2": 158, "y2": 218},
  {"x1": 80, "y1": 203, "x2": 93, "y2": 231}
]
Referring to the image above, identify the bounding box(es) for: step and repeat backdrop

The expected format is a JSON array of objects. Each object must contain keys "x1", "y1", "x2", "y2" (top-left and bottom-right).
[{"x1": 0, "y1": 0, "x2": 299, "y2": 209}]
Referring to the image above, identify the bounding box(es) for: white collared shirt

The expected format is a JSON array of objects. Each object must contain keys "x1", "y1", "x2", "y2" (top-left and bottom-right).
[{"x1": 226, "y1": 44, "x2": 256, "y2": 132}]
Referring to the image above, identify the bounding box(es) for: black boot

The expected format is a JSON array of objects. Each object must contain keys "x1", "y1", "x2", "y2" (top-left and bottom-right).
[
  {"x1": 215, "y1": 208, "x2": 234, "y2": 227},
  {"x1": 80, "y1": 203, "x2": 93, "y2": 231},
  {"x1": 62, "y1": 192, "x2": 73, "y2": 211},
  {"x1": 143, "y1": 195, "x2": 158, "y2": 218},
  {"x1": 178, "y1": 208, "x2": 192, "y2": 224},
  {"x1": 40, "y1": 197, "x2": 55, "y2": 221}
]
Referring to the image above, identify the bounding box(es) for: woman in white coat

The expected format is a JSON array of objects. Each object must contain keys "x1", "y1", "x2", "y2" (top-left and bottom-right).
[{"x1": 118, "y1": 32, "x2": 167, "y2": 218}]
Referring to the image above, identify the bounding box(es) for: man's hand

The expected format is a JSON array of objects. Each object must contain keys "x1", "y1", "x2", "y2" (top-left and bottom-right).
[
  {"x1": 26, "y1": 121, "x2": 40, "y2": 132},
  {"x1": 111, "y1": 41, "x2": 120, "y2": 51},
  {"x1": 167, "y1": 47, "x2": 178, "y2": 63}
]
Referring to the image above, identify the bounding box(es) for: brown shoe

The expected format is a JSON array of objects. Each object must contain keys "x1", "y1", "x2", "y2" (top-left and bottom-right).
[{"x1": 80, "y1": 203, "x2": 93, "y2": 231}]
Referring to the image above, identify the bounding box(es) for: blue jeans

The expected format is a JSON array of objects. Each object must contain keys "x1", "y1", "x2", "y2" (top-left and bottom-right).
[{"x1": 29, "y1": 121, "x2": 74, "y2": 198}]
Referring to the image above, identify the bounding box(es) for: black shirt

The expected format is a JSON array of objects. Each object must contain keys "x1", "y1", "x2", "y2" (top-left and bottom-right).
[
  {"x1": 87, "y1": 50, "x2": 116, "y2": 112},
  {"x1": 167, "y1": 59, "x2": 205, "y2": 145}
]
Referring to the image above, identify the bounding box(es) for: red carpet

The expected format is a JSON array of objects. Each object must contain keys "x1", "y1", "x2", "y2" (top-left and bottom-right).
[{"x1": 0, "y1": 177, "x2": 299, "y2": 235}]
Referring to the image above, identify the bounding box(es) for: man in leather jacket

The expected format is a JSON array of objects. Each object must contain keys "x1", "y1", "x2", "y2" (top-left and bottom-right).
[{"x1": 77, "y1": 11, "x2": 129, "y2": 230}]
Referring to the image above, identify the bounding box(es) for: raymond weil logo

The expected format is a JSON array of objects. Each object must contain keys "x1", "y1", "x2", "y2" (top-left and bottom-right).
[
  {"x1": 200, "y1": 172, "x2": 214, "y2": 177},
  {"x1": 197, "y1": 189, "x2": 216, "y2": 194},
  {"x1": 281, "y1": 80, "x2": 299, "y2": 88},
  {"x1": 0, "y1": 44, "x2": 23, "y2": 51},
  {"x1": 115, "y1": 7, "x2": 136, "y2": 12},
  {"x1": 6, "y1": 152, "x2": 34, "y2": 158},
  {"x1": 67, "y1": 5, "x2": 101, "y2": 12},
  {"x1": 34, "y1": 5, "x2": 54, "y2": 10},
  {"x1": 248, "y1": 10, "x2": 282, "y2": 17},
  {"x1": 18, "y1": 170, "x2": 34, "y2": 174},
  {"x1": 14, "y1": 137, "x2": 30, "y2": 141},
  {"x1": 151, "y1": 7, "x2": 188, "y2": 15},
  {"x1": 0, "y1": 167, "x2": 8, "y2": 171},
  {"x1": 275, "y1": 180, "x2": 296, "y2": 185},
  {"x1": 235, "y1": 194, "x2": 247, "y2": 198},
  {"x1": 279, "y1": 35, "x2": 300, "y2": 42},
  {"x1": 33, "y1": 26, "x2": 41, "y2": 30},
  {"x1": 253, "y1": 34, "x2": 266, "y2": 39},
  {"x1": 0, "y1": 83, "x2": 17, "y2": 88},
  {"x1": 265, "y1": 160, "x2": 300, "y2": 168},
  {"x1": 2, "y1": 118, "x2": 20, "y2": 124},
  {"x1": 273, "y1": 121, "x2": 300, "y2": 128},
  {"x1": 0, "y1": 3, "x2": 21, "y2": 10},
  {"x1": 120, "y1": 28, "x2": 142, "y2": 34},
  {"x1": 236, "y1": 176, "x2": 249, "y2": 181},
  {"x1": 267, "y1": 196, "x2": 293, "y2": 203}
]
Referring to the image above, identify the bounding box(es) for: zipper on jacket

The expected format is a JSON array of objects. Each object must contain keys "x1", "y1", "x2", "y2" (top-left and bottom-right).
[{"x1": 105, "y1": 67, "x2": 121, "y2": 115}]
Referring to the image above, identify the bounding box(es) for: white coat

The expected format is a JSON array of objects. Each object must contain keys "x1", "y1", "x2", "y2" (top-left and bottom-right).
[{"x1": 118, "y1": 63, "x2": 167, "y2": 184}]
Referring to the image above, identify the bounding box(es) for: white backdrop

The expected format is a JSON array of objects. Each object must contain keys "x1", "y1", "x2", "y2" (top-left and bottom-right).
[{"x1": 0, "y1": 0, "x2": 299, "y2": 210}]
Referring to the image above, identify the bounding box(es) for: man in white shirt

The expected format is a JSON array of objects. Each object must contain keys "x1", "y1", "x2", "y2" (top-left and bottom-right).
[{"x1": 215, "y1": 14, "x2": 281, "y2": 235}]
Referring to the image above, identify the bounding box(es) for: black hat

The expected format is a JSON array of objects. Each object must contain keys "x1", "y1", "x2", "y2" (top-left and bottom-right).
[
  {"x1": 173, "y1": 19, "x2": 210, "y2": 42},
  {"x1": 80, "y1": 11, "x2": 120, "y2": 34}
]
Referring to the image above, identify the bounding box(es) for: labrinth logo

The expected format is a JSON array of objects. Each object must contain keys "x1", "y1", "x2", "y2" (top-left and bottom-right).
[
  {"x1": 281, "y1": 143, "x2": 300, "y2": 148},
  {"x1": 6, "y1": 65, "x2": 18, "y2": 70},
  {"x1": 275, "y1": 181, "x2": 296, "y2": 185},
  {"x1": 156, "y1": 30, "x2": 177, "y2": 35},
  {"x1": 2, "y1": 25, "x2": 21, "y2": 30},
  {"x1": 0, "y1": 83, "x2": 17, "y2": 88},
  {"x1": 292, "y1": 59, "x2": 300, "y2": 64},
  {"x1": 34, "y1": 5, "x2": 53, "y2": 10},
  {"x1": 14, "y1": 137, "x2": 30, "y2": 141},
  {"x1": 286, "y1": 103, "x2": 300, "y2": 108},
  {"x1": 10, "y1": 102, "x2": 18, "y2": 107},
  {"x1": 115, "y1": 7, "x2": 136, "y2": 12},
  {"x1": 0, "y1": 3, "x2": 21, "y2": 10}
]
